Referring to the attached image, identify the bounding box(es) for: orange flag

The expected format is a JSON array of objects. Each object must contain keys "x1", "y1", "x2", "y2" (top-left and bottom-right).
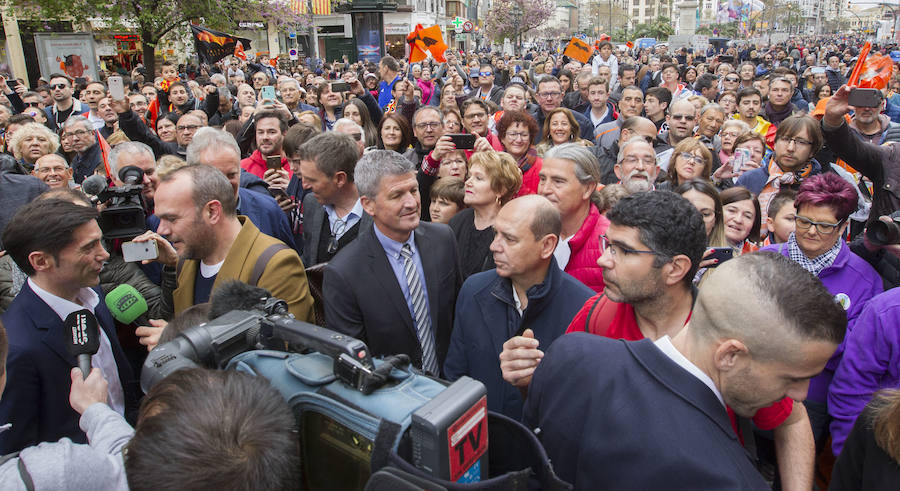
[
  {"x1": 858, "y1": 54, "x2": 894, "y2": 90},
  {"x1": 564, "y1": 37, "x2": 594, "y2": 64},
  {"x1": 407, "y1": 24, "x2": 447, "y2": 63},
  {"x1": 234, "y1": 41, "x2": 247, "y2": 61}
]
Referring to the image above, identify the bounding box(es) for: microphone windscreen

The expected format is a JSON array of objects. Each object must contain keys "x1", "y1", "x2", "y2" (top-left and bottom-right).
[
  {"x1": 64, "y1": 309, "x2": 100, "y2": 358},
  {"x1": 209, "y1": 281, "x2": 272, "y2": 320},
  {"x1": 82, "y1": 174, "x2": 108, "y2": 196},
  {"x1": 105, "y1": 284, "x2": 149, "y2": 324}
]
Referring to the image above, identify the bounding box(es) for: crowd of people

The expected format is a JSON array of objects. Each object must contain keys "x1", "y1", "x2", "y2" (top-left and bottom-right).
[{"x1": 0, "y1": 34, "x2": 898, "y2": 489}]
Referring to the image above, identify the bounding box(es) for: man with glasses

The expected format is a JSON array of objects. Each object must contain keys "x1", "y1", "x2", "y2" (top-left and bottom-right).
[
  {"x1": 655, "y1": 99, "x2": 697, "y2": 169},
  {"x1": 43, "y1": 74, "x2": 87, "y2": 133},
  {"x1": 502, "y1": 192, "x2": 820, "y2": 491},
  {"x1": 297, "y1": 132, "x2": 371, "y2": 267},
  {"x1": 31, "y1": 154, "x2": 73, "y2": 189},
  {"x1": 111, "y1": 93, "x2": 200, "y2": 160},
  {"x1": 531, "y1": 76, "x2": 594, "y2": 143},
  {"x1": 722, "y1": 72, "x2": 741, "y2": 93},
  {"x1": 62, "y1": 116, "x2": 102, "y2": 184},
  {"x1": 594, "y1": 117, "x2": 658, "y2": 185},
  {"x1": 467, "y1": 64, "x2": 503, "y2": 106}
]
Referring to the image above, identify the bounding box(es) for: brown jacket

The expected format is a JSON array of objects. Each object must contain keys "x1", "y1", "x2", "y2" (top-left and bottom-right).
[{"x1": 174, "y1": 216, "x2": 315, "y2": 322}]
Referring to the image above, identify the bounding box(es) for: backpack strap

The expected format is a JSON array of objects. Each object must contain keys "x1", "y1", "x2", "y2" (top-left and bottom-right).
[
  {"x1": 250, "y1": 243, "x2": 289, "y2": 287},
  {"x1": 584, "y1": 293, "x2": 605, "y2": 332},
  {"x1": 584, "y1": 293, "x2": 618, "y2": 337}
]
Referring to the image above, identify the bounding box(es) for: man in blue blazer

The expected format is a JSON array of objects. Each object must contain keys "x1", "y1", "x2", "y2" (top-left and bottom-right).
[
  {"x1": 324, "y1": 151, "x2": 461, "y2": 375},
  {"x1": 0, "y1": 199, "x2": 138, "y2": 454}
]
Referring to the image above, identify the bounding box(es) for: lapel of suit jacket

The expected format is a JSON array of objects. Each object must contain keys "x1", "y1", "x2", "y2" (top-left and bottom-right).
[
  {"x1": 363, "y1": 226, "x2": 416, "y2": 336},
  {"x1": 173, "y1": 258, "x2": 199, "y2": 315},
  {"x1": 24, "y1": 284, "x2": 78, "y2": 367},
  {"x1": 413, "y1": 224, "x2": 440, "y2": 327},
  {"x1": 304, "y1": 196, "x2": 326, "y2": 266},
  {"x1": 214, "y1": 216, "x2": 259, "y2": 291}
]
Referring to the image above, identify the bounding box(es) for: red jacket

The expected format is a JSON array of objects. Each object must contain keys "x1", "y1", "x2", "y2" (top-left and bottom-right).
[
  {"x1": 240, "y1": 149, "x2": 291, "y2": 179},
  {"x1": 564, "y1": 204, "x2": 609, "y2": 292},
  {"x1": 487, "y1": 134, "x2": 541, "y2": 197}
]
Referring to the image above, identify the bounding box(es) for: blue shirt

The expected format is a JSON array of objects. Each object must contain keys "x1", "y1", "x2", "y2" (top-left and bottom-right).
[
  {"x1": 378, "y1": 74, "x2": 401, "y2": 109},
  {"x1": 373, "y1": 225, "x2": 433, "y2": 327}
]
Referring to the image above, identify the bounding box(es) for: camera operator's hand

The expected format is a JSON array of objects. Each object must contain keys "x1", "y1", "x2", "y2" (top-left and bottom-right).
[
  {"x1": 136, "y1": 319, "x2": 168, "y2": 352},
  {"x1": 69, "y1": 367, "x2": 108, "y2": 415},
  {"x1": 499, "y1": 329, "x2": 543, "y2": 390},
  {"x1": 132, "y1": 230, "x2": 177, "y2": 267}
]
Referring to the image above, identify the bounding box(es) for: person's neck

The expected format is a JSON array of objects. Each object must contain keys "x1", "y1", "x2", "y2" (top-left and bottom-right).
[
  {"x1": 561, "y1": 202, "x2": 591, "y2": 238},
  {"x1": 56, "y1": 97, "x2": 73, "y2": 112},
  {"x1": 30, "y1": 275, "x2": 80, "y2": 304},
  {"x1": 325, "y1": 106, "x2": 338, "y2": 119},
  {"x1": 375, "y1": 222, "x2": 411, "y2": 243},
  {"x1": 633, "y1": 285, "x2": 693, "y2": 341},
  {"x1": 385, "y1": 71, "x2": 398, "y2": 82},
  {"x1": 739, "y1": 114, "x2": 757, "y2": 126},
  {"x1": 473, "y1": 202, "x2": 500, "y2": 230},
  {"x1": 331, "y1": 187, "x2": 360, "y2": 217},
  {"x1": 480, "y1": 83, "x2": 493, "y2": 93},
  {"x1": 203, "y1": 216, "x2": 243, "y2": 265},
  {"x1": 854, "y1": 117, "x2": 881, "y2": 135},
  {"x1": 668, "y1": 133, "x2": 685, "y2": 147},
  {"x1": 669, "y1": 326, "x2": 717, "y2": 384},
  {"x1": 591, "y1": 104, "x2": 608, "y2": 118},
  {"x1": 511, "y1": 262, "x2": 551, "y2": 310}
]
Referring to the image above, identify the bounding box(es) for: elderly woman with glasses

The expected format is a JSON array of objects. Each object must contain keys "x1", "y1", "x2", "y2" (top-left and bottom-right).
[
  {"x1": 493, "y1": 110, "x2": 542, "y2": 197},
  {"x1": 760, "y1": 173, "x2": 883, "y2": 453}
]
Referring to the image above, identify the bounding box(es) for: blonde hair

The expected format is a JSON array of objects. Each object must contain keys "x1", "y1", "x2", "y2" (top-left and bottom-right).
[
  {"x1": 157, "y1": 155, "x2": 187, "y2": 178},
  {"x1": 467, "y1": 151, "x2": 522, "y2": 204},
  {"x1": 9, "y1": 122, "x2": 59, "y2": 161}
]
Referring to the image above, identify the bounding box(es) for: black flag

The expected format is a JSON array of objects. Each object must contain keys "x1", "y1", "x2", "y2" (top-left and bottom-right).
[{"x1": 190, "y1": 24, "x2": 252, "y2": 65}]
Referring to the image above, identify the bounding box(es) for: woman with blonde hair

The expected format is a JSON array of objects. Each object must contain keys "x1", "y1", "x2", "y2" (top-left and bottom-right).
[
  {"x1": 8, "y1": 122, "x2": 59, "y2": 172},
  {"x1": 658, "y1": 138, "x2": 713, "y2": 190},
  {"x1": 449, "y1": 151, "x2": 522, "y2": 279}
]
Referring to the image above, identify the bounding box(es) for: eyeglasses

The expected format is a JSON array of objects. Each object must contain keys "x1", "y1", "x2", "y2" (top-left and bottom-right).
[
  {"x1": 68, "y1": 129, "x2": 92, "y2": 138},
  {"x1": 176, "y1": 124, "x2": 201, "y2": 132},
  {"x1": 415, "y1": 121, "x2": 442, "y2": 130},
  {"x1": 35, "y1": 166, "x2": 69, "y2": 174},
  {"x1": 537, "y1": 91, "x2": 562, "y2": 99},
  {"x1": 24, "y1": 102, "x2": 41, "y2": 108},
  {"x1": 779, "y1": 137, "x2": 813, "y2": 147},
  {"x1": 794, "y1": 215, "x2": 843, "y2": 235},
  {"x1": 464, "y1": 112, "x2": 487, "y2": 120},
  {"x1": 327, "y1": 218, "x2": 347, "y2": 254},
  {"x1": 505, "y1": 131, "x2": 530, "y2": 141},
  {"x1": 50, "y1": 83, "x2": 69, "y2": 90},
  {"x1": 479, "y1": 71, "x2": 493, "y2": 77},
  {"x1": 670, "y1": 114, "x2": 695, "y2": 121},
  {"x1": 444, "y1": 121, "x2": 461, "y2": 129},
  {"x1": 599, "y1": 235, "x2": 664, "y2": 258},
  {"x1": 724, "y1": 77, "x2": 740, "y2": 82},
  {"x1": 621, "y1": 155, "x2": 656, "y2": 167},
  {"x1": 678, "y1": 152, "x2": 705, "y2": 165}
]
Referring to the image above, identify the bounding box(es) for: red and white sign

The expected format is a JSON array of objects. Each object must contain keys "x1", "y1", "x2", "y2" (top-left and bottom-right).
[
  {"x1": 447, "y1": 395, "x2": 488, "y2": 482},
  {"x1": 462, "y1": 21, "x2": 474, "y2": 33}
]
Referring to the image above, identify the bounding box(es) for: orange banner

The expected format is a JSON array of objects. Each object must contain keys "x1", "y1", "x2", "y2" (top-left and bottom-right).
[
  {"x1": 564, "y1": 37, "x2": 594, "y2": 64},
  {"x1": 406, "y1": 24, "x2": 447, "y2": 63}
]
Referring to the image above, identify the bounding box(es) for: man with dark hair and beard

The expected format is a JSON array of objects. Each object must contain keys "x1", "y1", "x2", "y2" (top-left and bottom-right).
[{"x1": 132, "y1": 164, "x2": 315, "y2": 347}]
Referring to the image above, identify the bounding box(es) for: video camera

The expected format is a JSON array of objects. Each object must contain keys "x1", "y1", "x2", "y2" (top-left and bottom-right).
[
  {"x1": 81, "y1": 166, "x2": 148, "y2": 240},
  {"x1": 141, "y1": 289, "x2": 497, "y2": 489}
]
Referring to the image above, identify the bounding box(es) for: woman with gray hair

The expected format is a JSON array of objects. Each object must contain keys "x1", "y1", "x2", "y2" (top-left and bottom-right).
[
  {"x1": 8, "y1": 122, "x2": 60, "y2": 172},
  {"x1": 539, "y1": 143, "x2": 610, "y2": 292}
]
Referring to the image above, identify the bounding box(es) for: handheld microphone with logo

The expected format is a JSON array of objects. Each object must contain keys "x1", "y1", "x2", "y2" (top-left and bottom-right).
[
  {"x1": 105, "y1": 284, "x2": 150, "y2": 326},
  {"x1": 64, "y1": 309, "x2": 100, "y2": 379},
  {"x1": 81, "y1": 174, "x2": 109, "y2": 205}
]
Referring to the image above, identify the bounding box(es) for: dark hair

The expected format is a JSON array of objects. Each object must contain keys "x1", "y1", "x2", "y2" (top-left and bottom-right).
[
  {"x1": 461, "y1": 98, "x2": 491, "y2": 118},
  {"x1": 379, "y1": 55, "x2": 400, "y2": 72},
  {"x1": 7, "y1": 114, "x2": 35, "y2": 127},
  {"x1": 736, "y1": 87, "x2": 762, "y2": 104},
  {"x1": 496, "y1": 110, "x2": 539, "y2": 145},
  {"x1": 157, "y1": 303, "x2": 211, "y2": 345},
  {"x1": 606, "y1": 191, "x2": 707, "y2": 285},
  {"x1": 767, "y1": 188, "x2": 797, "y2": 218},
  {"x1": 283, "y1": 123, "x2": 322, "y2": 157},
  {"x1": 377, "y1": 113, "x2": 413, "y2": 152},
  {"x1": 619, "y1": 64, "x2": 636, "y2": 76},
  {"x1": 673, "y1": 179, "x2": 727, "y2": 247},
  {"x1": 255, "y1": 111, "x2": 288, "y2": 134},
  {"x1": 124, "y1": 369, "x2": 299, "y2": 491},
  {"x1": 38, "y1": 187, "x2": 91, "y2": 205},
  {"x1": 157, "y1": 112, "x2": 179, "y2": 129},
  {"x1": 694, "y1": 73, "x2": 717, "y2": 92},
  {"x1": 2, "y1": 199, "x2": 99, "y2": 276},
  {"x1": 347, "y1": 98, "x2": 379, "y2": 147},
  {"x1": 795, "y1": 173, "x2": 858, "y2": 222},
  {"x1": 430, "y1": 177, "x2": 465, "y2": 209},
  {"x1": 720, "y1": 186, "x2": 761, "y2": 243},
  {"x1": 775, "y1": 115, "x2": 824, "y2": 156},
  {"x1": 298, "y1": 132, "x2": 359, "y2": 181},
  {"x1": 645, "y1": 87, "x2": 672, "y2": 107}
]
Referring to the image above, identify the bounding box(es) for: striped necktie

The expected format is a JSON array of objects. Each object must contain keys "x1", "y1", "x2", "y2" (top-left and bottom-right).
[{"x1": 400, "y1": 244, "x2": 439, "y2": 374}]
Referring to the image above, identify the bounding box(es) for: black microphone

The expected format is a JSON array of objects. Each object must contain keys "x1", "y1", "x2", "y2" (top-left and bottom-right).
[
  {"x1": 63, "y1": 309, "x2": 100, "y2": 379},
  {"x1": 81, "y1": 174, "x2": 109, "y2": 205},
  {"x1": 209, "y1": 280, "x2": 273, "y2": 320}
]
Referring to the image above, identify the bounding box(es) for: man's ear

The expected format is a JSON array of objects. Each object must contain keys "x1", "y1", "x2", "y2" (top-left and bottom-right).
[
  {"x1": 712, "y1": 339, "x2": 750, "y2": 373},
  {"x1": 663, "y1": 254, "x2": 692, "y2": 286},
  {"x1": 361, "y1": 195, "x2": 376, "y2": 217},
  {"x1": 539, "y1": 234, "x2": 558, "y2": 259},
  {"x1": 28, "y1": 251, "x2": 54, "y2": 274}
]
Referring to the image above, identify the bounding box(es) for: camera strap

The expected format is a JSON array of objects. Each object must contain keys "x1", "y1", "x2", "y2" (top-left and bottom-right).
[{"x1": 249, "y1": 243, "x2": 289, "y2": 286}]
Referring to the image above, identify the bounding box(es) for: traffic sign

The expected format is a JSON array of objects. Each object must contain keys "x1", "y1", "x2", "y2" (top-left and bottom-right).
[
  {"x1": 289, "y1": 48, "x2": 298, "y2": 60},
  {"x1": 463, "y1": 21, "x2": 474, "y2": 32},
  {"x1": 452, "y1": 17, "x2": 465, "y2": 29}
]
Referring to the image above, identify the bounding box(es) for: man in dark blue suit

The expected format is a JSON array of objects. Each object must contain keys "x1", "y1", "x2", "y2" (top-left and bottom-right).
[
  {"x1": 443, "y1": 196, "x2": 592, "y2": 419},
  {"x1": 0, "y1": 199, "x2": 138, "y2": 453},
  {"x1": 324, "y1": 151, "x2": 461, "y2": 375}
]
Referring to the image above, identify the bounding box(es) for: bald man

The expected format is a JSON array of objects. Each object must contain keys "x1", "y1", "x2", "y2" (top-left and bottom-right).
[
  {"x1": 32, "y1": 154, "x2": 74, "y2": 189},
  {"x1": 522, "y1": 251, "x2": 846, "y2": 490},
  {"x1": 443, "y1": 195, "x2": 593, "y2": 419}
]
